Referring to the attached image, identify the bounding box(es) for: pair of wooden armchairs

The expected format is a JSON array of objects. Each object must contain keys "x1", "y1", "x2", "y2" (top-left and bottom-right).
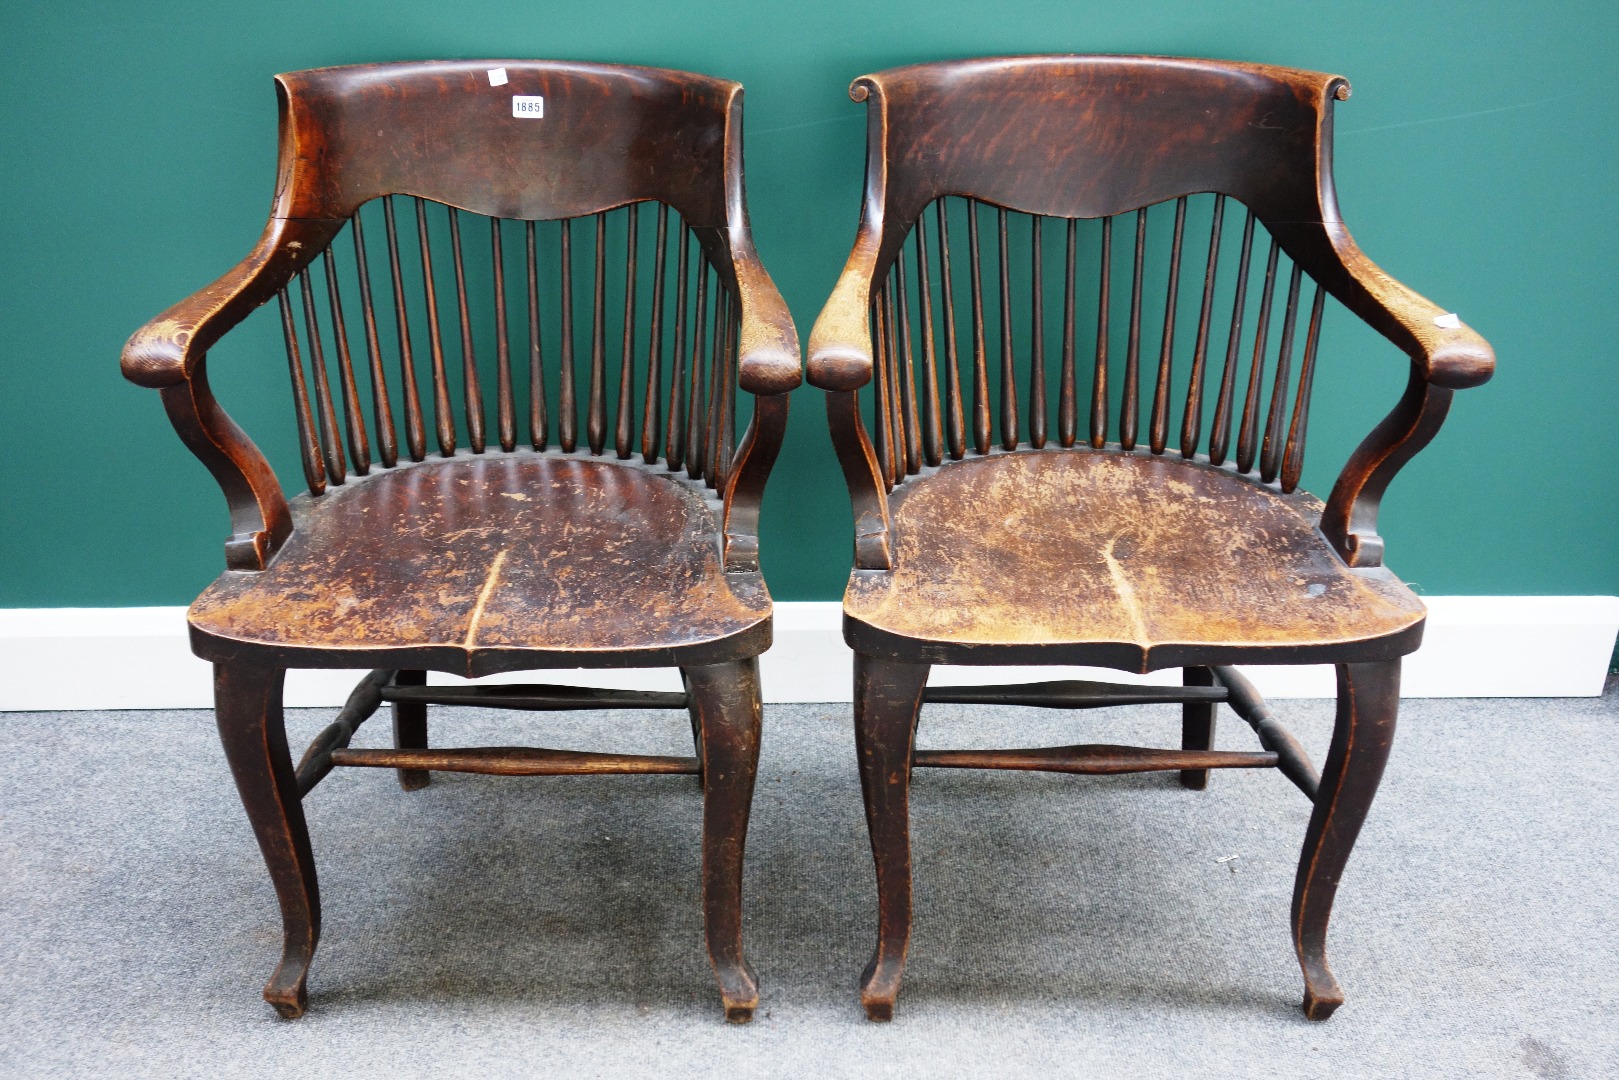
[{"x1": 122, "y1": 57, "x2": 1492, "y2": 1024}]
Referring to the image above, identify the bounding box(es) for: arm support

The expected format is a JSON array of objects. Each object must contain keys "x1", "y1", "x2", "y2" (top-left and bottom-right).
[
  {"x1": 827, "y1": 390, "x2": 892, "y2": 569},
  {"x1": 122, "y1": 216, "x2": 339, "y2": 569},
  {"x1": 1320, "y1": 362, "x2": 1452, "y2": 568},
  {"x1": 161, "y1": 359, "x2": 292, "y2": 570},
  {"x1": 720, "y1": 394, "x2": 789, "y2": 572}
]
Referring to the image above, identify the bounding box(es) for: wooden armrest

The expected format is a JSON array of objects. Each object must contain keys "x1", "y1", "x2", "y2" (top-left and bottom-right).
[
  {"x1": 730, "y1": 240, "x2": 802, "y2": 396},
  {"x1": 120, "y1": 217, "x2": 342, "y2": 389},
  {"x1": 807, "y1": 228, "x2": 881, "y2": 391},
  {"x1": 1280, "y1": 220, "x2": 1495, "y2": 391}
]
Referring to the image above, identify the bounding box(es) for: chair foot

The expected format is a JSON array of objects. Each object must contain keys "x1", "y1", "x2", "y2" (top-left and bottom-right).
[
  {"x1": 1292, "y1": 659, "x2": 1399, "y2": 1022},
  {"x1": 263, "y1": 959, "x2": 312, "y2": 1019},
  {"x1": 1302, "y1": 979, "x2": 1345, "y2": 1021},
  {"x1": 214, "y1": 663, "x2": 321, "y2": 1019},
  {"x1": 685, "y1": 659, "x2": 763, "y2": 1022},
  {"x1": 393, "y1": 669, "x2": 430, "y2": 791},
  {"x1": 859, "y1": 954, "x2": 903, "y2": 1022},
  {"x1": 717, "y1": 961, "x2": 760, "y2": 1023},
  {"x1": 853, "y1": 654, "x2": 929, "y2": 1022}
]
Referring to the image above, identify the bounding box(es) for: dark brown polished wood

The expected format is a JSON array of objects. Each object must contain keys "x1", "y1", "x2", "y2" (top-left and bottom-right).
[
  {"x1": 809, "y1": 55, "x2": 1493, "y2": 1022},
  {"x1": 122, "y1": 60, "x2": 799, "y2": 1022}
]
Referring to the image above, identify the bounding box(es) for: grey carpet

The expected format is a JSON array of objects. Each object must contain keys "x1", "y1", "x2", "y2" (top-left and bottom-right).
[{"x1": 2, "y1": 685, "x2": 1616, "y2": 1078}]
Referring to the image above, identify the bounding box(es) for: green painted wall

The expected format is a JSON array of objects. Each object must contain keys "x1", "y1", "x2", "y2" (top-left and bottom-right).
[{"x1": 2, "y1": 1, "x2": 1614, "y2": 606}]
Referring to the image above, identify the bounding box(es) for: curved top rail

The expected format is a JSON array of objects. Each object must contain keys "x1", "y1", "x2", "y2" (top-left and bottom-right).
[
  {"x1": 274, "y1": 60, "x2": 738, "y2": 227},
  {"x1": 853, "y1": 54, "x2": 1345, "y2": 239}
]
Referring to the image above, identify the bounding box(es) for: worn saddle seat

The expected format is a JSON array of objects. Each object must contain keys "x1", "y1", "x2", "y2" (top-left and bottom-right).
[
  {"x1": 843, "y1": 450, "x2": 1425, "y2": 671},
  {"x1": 189, "y1": 454, "x2": 771, "y2": 675}
]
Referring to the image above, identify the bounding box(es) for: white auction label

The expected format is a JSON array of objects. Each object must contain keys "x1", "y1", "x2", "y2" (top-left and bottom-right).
[
  {"x1": 487, "y1": 67, "x2": 508, "y2": 86},
  {"x1": 512, "y1": 95, "x2": 544, "y2": 118}
]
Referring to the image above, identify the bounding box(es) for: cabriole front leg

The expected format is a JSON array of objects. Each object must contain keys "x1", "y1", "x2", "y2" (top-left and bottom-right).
[
  {"x1": 685, "y1": 659, "x2": 763, "y2": 1022},
  {"x1": 213, "y1": 662, "x2": 320, "y2": 1018},
  {"x1": 853, "y1": 654, "x2": 929, "y2": 1021},
  {"x1": 1293, "y1": 658, "x2": 1399, "y2": 1020}
]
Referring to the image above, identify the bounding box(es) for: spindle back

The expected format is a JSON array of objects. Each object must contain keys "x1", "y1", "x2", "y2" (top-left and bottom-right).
[
  {"x1": 124, "y1": 60, "x2": 798, "y2": 575},
  {"x1": 864, "y1": 194, "x2": 1327, "y2": 493},
  {"x1": 255, "y1": 61, "x2": 759, "y2": 497},
  {"x1": 274, "y1": 198, "x2": 743, "y2": 496},
  {"x1": 838, "y1": 56, "x2": 1378, "y2": 496}
]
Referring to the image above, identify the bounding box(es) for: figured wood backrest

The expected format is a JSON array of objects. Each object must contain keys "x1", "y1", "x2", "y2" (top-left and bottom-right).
[
  {"x1": 275, "y1": 61, "x2": 734, "y2": 227},
  {"x1": 849, "y1": 56, "x2": 1352, "y2": 495},
  {"x1": 266, "y1": 62, "x2": 750, "y2": 495},
  {"x1": 856, "y1": 56, "x2": 1338, "y2": 262}
]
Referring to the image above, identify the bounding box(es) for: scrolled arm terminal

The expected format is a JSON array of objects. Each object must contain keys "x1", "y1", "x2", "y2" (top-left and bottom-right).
[
  {"x1": 807, "y1": 230, "x2": 881, "y2": 392},
  {"x1": 1283, "y1": 221, "x2": 1495, "y2": 391},
  {"x1": 730, "y1": 242, "x2": 802, "y2": 396}
]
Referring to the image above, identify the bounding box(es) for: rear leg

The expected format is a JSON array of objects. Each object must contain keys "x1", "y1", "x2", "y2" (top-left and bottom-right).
[
  {"x1": 393, "y1": 669, "x2": 430, "y2": 791},
  {"x1": 1180, "y1": 666, "x2": 1217, "y2": 789}
]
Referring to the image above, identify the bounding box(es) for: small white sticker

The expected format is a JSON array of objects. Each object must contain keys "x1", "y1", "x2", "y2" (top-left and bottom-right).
[
  {"x1": 487, "y1": 67, "x2": 508, "y2": 86},
  {"x1": 512, "y1": 95, "x2": 544, "y2": 118},
  {"x1": 1433, "y1": 312, "x2": 1461, "y2": 329}
]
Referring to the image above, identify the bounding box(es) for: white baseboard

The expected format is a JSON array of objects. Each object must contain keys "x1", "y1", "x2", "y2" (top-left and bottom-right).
[{"x1": 1, "y1": 597, "x2": 1614, "y2": 711}]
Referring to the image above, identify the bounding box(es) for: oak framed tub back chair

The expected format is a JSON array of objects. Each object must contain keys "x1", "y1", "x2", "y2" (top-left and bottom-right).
[
  {"x1": 807, "y1": 55, "x2": 1493, "y2": 1021},
  {"x1": 121, "y1": 60, "x2": 799, "y2": 1022}
]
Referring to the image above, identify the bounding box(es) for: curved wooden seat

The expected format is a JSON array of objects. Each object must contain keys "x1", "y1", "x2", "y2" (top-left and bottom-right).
[
  {"x1": 844, "y1": 450, "x2": 1425, "y2": 671},
  {"x1": 189, "y1": 454, "x2": 771, "y2": 676}
]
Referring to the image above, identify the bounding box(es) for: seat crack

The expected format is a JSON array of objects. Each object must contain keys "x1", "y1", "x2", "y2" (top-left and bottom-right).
[
  {"x1": 463, "y1": 548, "x2": 509, "y2": 650},
  {"x1": 1101, "y1": 536, "x2": 1150, "y2": 647}
]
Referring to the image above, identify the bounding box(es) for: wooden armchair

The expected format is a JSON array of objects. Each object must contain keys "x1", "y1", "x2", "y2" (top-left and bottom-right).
[
  {"x1": 808, "y1": 56, "x2": 1493, "y2": 1021},
  {"x1": 121, "y1": 60, "x2": 799, "y2": 1022}
]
